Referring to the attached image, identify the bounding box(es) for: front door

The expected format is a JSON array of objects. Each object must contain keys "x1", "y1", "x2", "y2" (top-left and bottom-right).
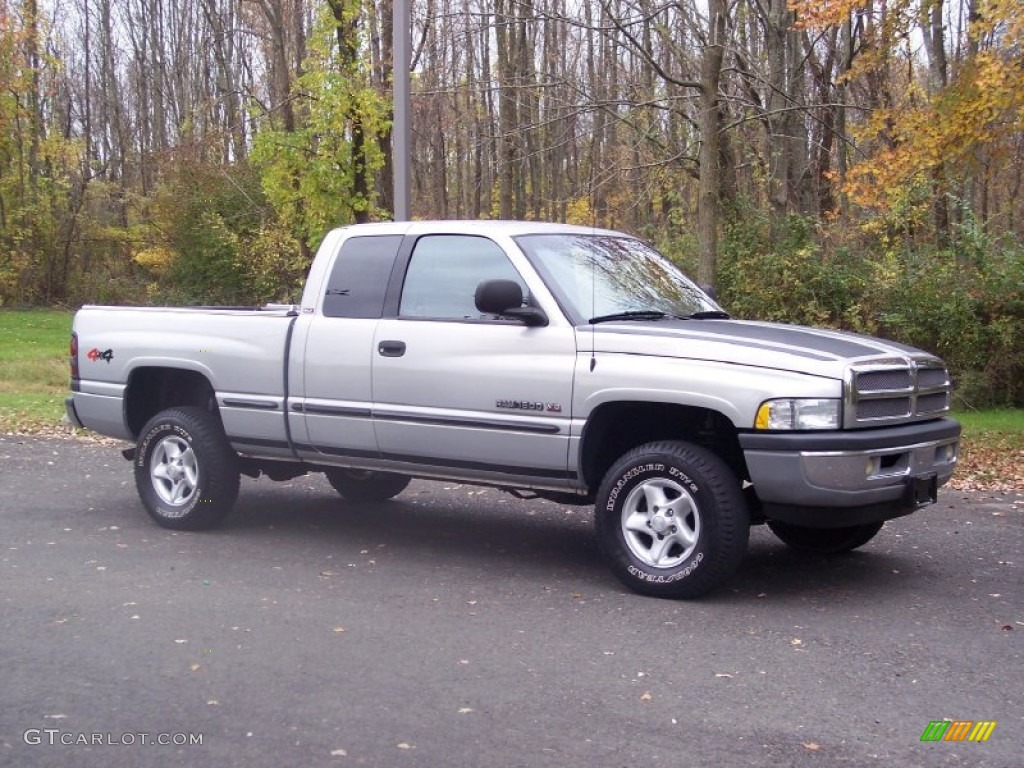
[{"x1": 372, "y1": 234, "x2": 577, "y2": 487}]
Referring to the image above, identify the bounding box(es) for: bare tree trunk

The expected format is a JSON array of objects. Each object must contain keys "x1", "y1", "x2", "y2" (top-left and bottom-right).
[
  {"x1": 25, "y1": 0, "x2": 42, "y2": 179},
  {"x1": 496, "y1": 0, "x2": 517, "y2": 218},
  {"x1": 922, "y1": 0, "x2": 950, "y2": 244},
  {"x1": 787, "y1": 26, "x2": 812, "y2": 215},
  {"x1": 258, "y1": 0, "x2": 296, "y2": 132},
  {"x1": 99, "y1": 0, "x2": 128, "y2": 224},
  {"x1": 837, "y1": 12, "x2": 852, "y2": 217},
  {"x1": 697, "y1": 0, "x2": 726, "y2": 288},
  {"x1": 766, "y1": 0, "x2": 790, "y2": 219},
  {"x1": 328, "y1": 0, "x2": 370, "y2": 223},
  {"x1": 372, "y1": 0, "x2": 394, "y2": 215}
]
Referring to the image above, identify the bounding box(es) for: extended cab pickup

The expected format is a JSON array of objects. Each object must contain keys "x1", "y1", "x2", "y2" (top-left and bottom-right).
[{"x1": 67, "y1": 221, "x2": 960, "y2": 597}]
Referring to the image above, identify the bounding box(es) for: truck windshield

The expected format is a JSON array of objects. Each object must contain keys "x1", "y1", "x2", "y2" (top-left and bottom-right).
[{"x1": 515, "y1": 234, "x2": 724, "y2": 325}]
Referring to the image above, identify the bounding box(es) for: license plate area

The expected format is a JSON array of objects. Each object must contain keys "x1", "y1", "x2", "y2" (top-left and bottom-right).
[{"x1": 904, "y1": 473, "x2": 938, "y2": 509}]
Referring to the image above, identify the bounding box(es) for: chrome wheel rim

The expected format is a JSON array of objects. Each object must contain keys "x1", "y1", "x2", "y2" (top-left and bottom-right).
[
  {"x1": 620, "y1": 477, "x2": 700, "y2": 568},
  {"x1": 150, "y1": 436, "x2": 199, "y2": 512}
]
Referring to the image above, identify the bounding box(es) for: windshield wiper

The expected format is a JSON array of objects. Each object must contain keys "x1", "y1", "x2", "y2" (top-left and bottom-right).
[
  {"x1": 686, "y1": 310, "x2": 731, "y2": 319},
  {"x1": 588, "y1": 311, "x2": 670, "y2": 324}
]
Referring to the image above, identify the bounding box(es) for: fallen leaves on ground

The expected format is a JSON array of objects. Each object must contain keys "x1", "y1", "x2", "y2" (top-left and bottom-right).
[
  {"x1": 1, "y1": 422, "x2": 125, "y2": 444},
  {"x1": 949, "y1": 433, "x2": 1024, "y2": 492}
]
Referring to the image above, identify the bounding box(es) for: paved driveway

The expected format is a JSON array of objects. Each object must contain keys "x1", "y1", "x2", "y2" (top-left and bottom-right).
[{"x1": 1, "y1": 435, "x2": 1021, "y2": 767}]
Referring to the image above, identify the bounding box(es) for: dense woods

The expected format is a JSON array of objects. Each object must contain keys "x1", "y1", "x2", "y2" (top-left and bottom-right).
[{"x1": 0, "y1": 0, "x2": 1021, "y2": 403}]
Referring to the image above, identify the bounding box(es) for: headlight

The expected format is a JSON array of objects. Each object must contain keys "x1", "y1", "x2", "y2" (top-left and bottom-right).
[{"x1": 755, "y1": 399, "x2": 841, "y2": 430}]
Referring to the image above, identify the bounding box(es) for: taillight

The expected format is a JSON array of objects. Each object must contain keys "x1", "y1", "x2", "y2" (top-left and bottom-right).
[{"x1": 70, "y1": 331, "x2": 79, "y2": 380}]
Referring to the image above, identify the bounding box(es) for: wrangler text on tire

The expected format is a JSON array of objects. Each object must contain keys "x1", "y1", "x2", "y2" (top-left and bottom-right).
[{"x1": 595, "y1": 440, "x2": 749, "y2": 598}]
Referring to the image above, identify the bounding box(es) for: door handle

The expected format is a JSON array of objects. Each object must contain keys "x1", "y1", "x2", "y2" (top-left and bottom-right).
[{"x1": 377, "y1": 340, "x2": 406, "y2": 357}]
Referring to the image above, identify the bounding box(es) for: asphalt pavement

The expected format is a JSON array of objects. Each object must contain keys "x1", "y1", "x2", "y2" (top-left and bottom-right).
[{"x1": 1, "y1": 435, "x2": 1021, "y2": 767}]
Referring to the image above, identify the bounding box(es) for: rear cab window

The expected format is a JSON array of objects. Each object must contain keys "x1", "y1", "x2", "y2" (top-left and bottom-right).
[{"x1": 323, "y1": 235, "x2": 403, "y2": 318}]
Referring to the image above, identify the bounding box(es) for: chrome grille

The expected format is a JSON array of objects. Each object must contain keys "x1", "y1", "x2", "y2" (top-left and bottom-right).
[
  {"x1": 857, "y1": 398, "x2": 911, "y2": 420},
  {"x1": 918, "y1": 368, "x2": 948, "y2": 388},
  {"x1": 847, "y1": 359, "x2": 951, "y2": 427},
  {"x1": 856, "y1": 370, "x2": 912, "y2": 391},
  {"x1": 918, "y1": 392, "x2": 950, "y2": 414}
]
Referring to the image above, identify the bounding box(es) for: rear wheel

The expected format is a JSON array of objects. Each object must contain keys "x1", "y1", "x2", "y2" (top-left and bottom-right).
[
  {"x1": 595, "y1": 440, "x2": 749, "y2": 598},
  {"x1": 325, "y1": 468, "x2": 411, "y2": 502},
  {"x1": 767, "y1": 520, "x2": 884, "y2": 554},
  {"x1": 134, "y1": 407, "x2": 239, "y2": 530}
]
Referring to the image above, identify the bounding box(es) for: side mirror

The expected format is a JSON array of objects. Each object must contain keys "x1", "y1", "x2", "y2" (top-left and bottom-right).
[{"x1": 474, "y1": 279, "x2": 548, "y2": 327}]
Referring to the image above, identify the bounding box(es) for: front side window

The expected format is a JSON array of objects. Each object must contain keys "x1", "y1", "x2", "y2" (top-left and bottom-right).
[
  {"x1": 516, "y1": 234, "x2": 721, "y2": 324},
  {"x1": 399, "y1": 235, "x2": 527, "y2": 320}
]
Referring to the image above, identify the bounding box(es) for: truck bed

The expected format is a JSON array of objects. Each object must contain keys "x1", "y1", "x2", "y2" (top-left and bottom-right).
[{"x1": 72, "y1": 305, "x2": 297, "y2": 442}]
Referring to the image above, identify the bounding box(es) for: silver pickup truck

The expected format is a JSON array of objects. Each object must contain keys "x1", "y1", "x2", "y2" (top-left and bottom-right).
[{"x1": 66, "y1": 220, "x2": 960, "y2": 597}]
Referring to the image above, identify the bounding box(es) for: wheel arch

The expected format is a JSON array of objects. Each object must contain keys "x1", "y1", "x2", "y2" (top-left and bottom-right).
[
  {"x1": 125, "y1": 366, "x2": 221, "y2": 438},
  {"x1": 579, "y1": 401, "x2": 748, "y2": 493}
]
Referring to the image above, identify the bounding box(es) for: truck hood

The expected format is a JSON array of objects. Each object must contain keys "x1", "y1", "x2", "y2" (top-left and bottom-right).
[{"x1": 587, "y1": 319, "x2": 939, "y2": 378}]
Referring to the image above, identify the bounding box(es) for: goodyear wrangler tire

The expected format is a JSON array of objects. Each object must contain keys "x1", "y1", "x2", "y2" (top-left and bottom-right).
[
  {"x1": 324, "y1": 468, "x2": 411, "y2": 502},
  {"x1": 595, "y1": 440, "x2": 749, "y2": 598},
  {"x1": 134, "y1": 407, "x2": 240, "y2": 530}
]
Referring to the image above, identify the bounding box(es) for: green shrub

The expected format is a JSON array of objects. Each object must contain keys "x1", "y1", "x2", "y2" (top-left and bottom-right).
[
  {"x1": 237, "y1": 222, "x2": 310, "y2": 306},
  {"x1": 141, "y1": 159, "x2": 268, "y2": 305},
  {"x1": 717, "y1": 206, "x2": 870, "y2": 329},
  {"x1": 714, "y1": 205, "x2": 1023, "y2": 407}
]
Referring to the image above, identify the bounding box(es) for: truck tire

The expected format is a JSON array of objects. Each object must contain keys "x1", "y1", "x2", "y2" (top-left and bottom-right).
[
  {"x1": 767, "y1": 520, "x2": 884, "y2": 554},
  {"x1": 595, "y1": 440, "x2": 749, "y2": 598},
  {"x1": 134, "y1": 407, "x2": 240, "y2": 530},
  {"x1": 325, "y1": 468, "x2": 411, "y2": 502}
]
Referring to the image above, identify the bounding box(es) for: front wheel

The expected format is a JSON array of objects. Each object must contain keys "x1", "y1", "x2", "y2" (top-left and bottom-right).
[
  {"x1": 134, "y1": 407, "x2": 240, "y2": 530},
  {"x1": 767, "y1": 520, "x2": 884, "y2": 554},
  {"x1": 595, "y1": 440, "x2": 749, "y2": 599},
  {"x1": 325, "y1": 468, "x2": 411, "y2": 502}
]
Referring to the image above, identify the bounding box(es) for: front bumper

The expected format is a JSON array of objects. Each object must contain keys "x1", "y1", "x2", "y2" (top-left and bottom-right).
[{"x1": 739, "y1": 418, "x2": 960, "y2": 527}]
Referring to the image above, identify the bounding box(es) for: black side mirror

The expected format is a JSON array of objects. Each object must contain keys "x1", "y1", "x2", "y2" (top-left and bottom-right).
[{"x1": 474, "y1": 279, "x2": 548, "y2": 327}]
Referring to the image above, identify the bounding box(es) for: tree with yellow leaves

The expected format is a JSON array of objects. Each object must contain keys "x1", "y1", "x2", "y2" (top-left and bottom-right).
[{"x1": 792, "y1": 0, "x2": 1023, "y2": 244}]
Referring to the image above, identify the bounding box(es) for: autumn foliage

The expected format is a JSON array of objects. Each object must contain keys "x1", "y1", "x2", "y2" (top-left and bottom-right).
[{"x1": 0, "y1": 0, "x2": 1020, "y2": 404}]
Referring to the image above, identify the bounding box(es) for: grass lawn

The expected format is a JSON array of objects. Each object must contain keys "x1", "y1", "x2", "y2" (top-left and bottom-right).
[
  {"x1": 1, "y1": 309, "x2": 1021, "y2": 490},
  {"x1": 954, "y1": 409, "x2": 1024, "y2": 433},
  {"x1": 0, "y1": 309, "x2": 74, "y2": 431}
]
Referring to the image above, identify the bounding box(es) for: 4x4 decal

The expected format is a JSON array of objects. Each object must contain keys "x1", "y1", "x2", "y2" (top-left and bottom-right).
[{"x1": 87, "y1": 347, "x2": 114, "y2": 363}]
